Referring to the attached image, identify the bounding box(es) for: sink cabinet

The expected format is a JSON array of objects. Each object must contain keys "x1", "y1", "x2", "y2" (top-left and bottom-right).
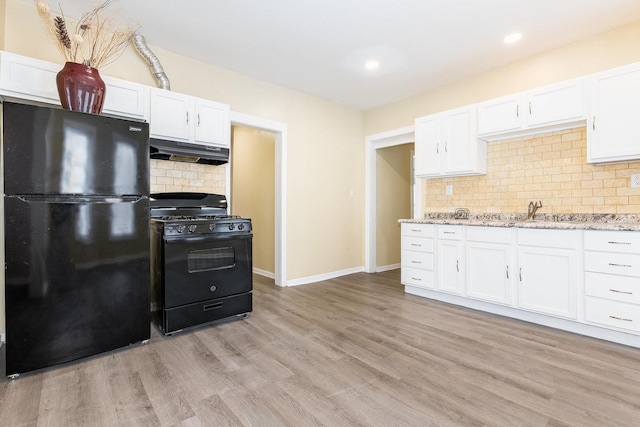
[{"x1": 516, "y1": 229, "x2": 578, "y2": 319}]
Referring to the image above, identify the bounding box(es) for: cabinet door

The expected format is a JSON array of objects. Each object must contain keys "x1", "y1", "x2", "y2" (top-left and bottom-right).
[
  {"x1": 437, "y1": 240, "x2": 463, "y2": 294},
  {"x1": 517, "y1": 246, "x2": 577, "y2": 319},
  {"x1": 588, "y1": 62, "x2": 640, "y2": 163},
  {"x1": 477, "y1": 94, "x2": 522, "y2": 135},
  {"x1": 193, "y1": 98, "x2": 230, "y2": 147},
  {"x1": 414, "y1": 115, "x2": 441, "y2": 176},
  {"x1": 0, "y1": 51, "x2": 59, "y2": 104},
  {"x1": 442, "y1": 107, "x2": 477, "y2": 174},
  {"x1": 466, "y1": 242, "x2": 513, "y2": 305},
  {"x1": 102, "y1": 76, "x2": 148, "y2": 120},
  {"x1": 149, "y1": 89, "x2": 190, "y2": 141},
  {"x1": 527, "y1": 79, "x2": 585, "y2": 127}
]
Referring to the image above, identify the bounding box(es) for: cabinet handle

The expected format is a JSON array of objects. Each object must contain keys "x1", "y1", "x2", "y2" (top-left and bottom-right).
[
  {"x1": 445, "y1": 141, "x2": 448, "y2": 153},
  {"x1": 186, "y1": 111, "x2": 189, "y2": 124},
  {"x1": 411, "y1": 229, "x2": 422, "y2": 232},
  {"x1": 516, "y1": 104, "x2": 519, "y2": 118},
  {"x1": 608, "y1": 241, "x2": 631, "y2": 245},
  {"x1": 608, "y1": 263, "x2": 632, "y2": 268},
  {"x1": 609, "y1": 315, "x2": 633, "y2": 323},
  {"x1": 506, "y1": 265, "x2": 509, "y2": 279},
  {"x1": 456, "y1": 260, "x2": 459, "y2": 272},
  {"x1": 436, "y1": 143, "x2": 439, "y2": 154},
  {"x1": 610, "y1": 289, "x2": 633, "y2": 295},
  {"x1": 519, "y1": 268, "x2": 522, "y2": 282},
  {"x1": 528, "y1": 101, "x2": 532, "y2": 115},
  {"x1": 411, "y1": 261, "x2": 422, "y2": 264},
  {"x1": 443, "y1": 231, "x2": 455, "y2": 234},
  {"x1": 411, "y1": 243, "x2": 422, "y2": 247},
  {"x1": 592, "y1": 116, "x2": 596, "y2": 131},
  {"x1": 197, "y1": 113, "x2": 201, "y2": 126},
  {"x1": 411, "y1": 277, "x2": 422, "y2": 281}
]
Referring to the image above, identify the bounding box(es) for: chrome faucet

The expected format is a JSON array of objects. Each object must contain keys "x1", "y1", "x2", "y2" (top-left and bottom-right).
[{"x1": 528, "y1": 200, "x2": 542, "y2": 220}]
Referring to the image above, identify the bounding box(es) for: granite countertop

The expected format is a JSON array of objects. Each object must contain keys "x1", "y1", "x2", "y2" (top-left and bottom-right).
[{"x1": 399, "y1": 213, "x2": 640, "y2": 231}]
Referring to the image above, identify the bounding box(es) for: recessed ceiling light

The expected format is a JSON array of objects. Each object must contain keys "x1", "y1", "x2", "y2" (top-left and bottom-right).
[
  {"x1": 365, "y1": 60, "x2": 379, "y2": 70},
  {"x1": 503, "y1": 32, "x2": 522, "y2": 44}
]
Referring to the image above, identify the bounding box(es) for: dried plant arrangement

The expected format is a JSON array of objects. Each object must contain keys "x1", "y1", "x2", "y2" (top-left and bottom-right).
[{"x1": 36, "y1": 0, "x2": 138, "y2": 69}]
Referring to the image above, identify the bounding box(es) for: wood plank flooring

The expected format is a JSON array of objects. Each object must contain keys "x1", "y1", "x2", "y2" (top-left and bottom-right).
[{"x1": 1, "y1": 269, "x2": 640, "y2": 426}]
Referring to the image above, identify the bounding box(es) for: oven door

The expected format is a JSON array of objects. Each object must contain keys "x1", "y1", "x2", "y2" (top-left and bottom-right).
[{"x1": 163, "y1": 233, "x2": 252, "y2": 308}]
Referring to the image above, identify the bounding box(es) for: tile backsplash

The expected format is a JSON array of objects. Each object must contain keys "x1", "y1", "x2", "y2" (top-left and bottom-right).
[
  {"x1": 424, "y1": 127, "x2": 640, "y2": 214},
  {"x1": 150, "y1": 159, "x2": 226, "y2": 194}
]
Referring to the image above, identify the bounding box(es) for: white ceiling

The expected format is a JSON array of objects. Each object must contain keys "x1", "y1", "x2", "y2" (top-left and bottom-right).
[{"x1": 52, "y1": 0, "x2": 640, "y2": 111}]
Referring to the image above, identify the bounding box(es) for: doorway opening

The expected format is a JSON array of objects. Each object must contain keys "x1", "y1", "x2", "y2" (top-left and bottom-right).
[
  {"x1": 230, "y1": 112, "x2": 288, "y2": 286},
  {"x1": 365, "y1": 126, "x2": 419, "y2": 273}
]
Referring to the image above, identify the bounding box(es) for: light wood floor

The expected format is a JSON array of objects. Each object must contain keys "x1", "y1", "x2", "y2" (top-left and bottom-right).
[{"x1": 1, "y1": 270, "x2": 640, "y2": 426}]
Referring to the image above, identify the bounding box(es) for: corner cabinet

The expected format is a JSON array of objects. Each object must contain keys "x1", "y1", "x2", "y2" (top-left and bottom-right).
[
  {"x1": 587, "y1": 62, "x2": 640, "y2": 163},
  {"x1": 414, "y1": 106, "x2": 487, "y2": 178},
  {"x1": 149, "y1": 88, "x2": 230, "y2": 148},
  {"x1": 477, "y1": 78, "x2": 585, "y2": 139}
]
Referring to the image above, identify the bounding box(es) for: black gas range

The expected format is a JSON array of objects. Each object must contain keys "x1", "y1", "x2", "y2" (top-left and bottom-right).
[{"x1": 149, "y1": 192, "x2": 253, "y2": 334}]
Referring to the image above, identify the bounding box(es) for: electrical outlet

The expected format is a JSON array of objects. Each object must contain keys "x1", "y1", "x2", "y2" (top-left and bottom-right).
[
  {"x1": 632, "y1": 174, "x2": 640, "y2": 188},
  {"x1": 445, "y1": 185, "x2": 453, "y2": 196}
]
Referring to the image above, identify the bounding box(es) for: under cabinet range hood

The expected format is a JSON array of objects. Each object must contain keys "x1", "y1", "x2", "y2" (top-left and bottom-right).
[{"x1": 150, "y1": 138, "x2": 229, "y2": 165}]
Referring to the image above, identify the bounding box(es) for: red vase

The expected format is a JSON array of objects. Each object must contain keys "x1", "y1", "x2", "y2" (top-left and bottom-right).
[{"x1": 56, "y1": 62, "x2": 106, "y2": 115}]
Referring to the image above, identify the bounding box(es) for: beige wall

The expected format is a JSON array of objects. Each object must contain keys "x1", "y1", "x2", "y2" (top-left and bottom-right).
[
  {"x1": 231, "y1": 126, "x2": 275, "y2": 274},
  {"x1": 426, "y1": 128, "x2": 640, "y2": 214},
  {"x1": 3, "y1": 0, "x2": 365, "y2": 283},
  {"x1": 376, "y1": 144, "x2": 413, "y2": 268},
  {"x1": 364, "y1": 22, "x2": 640, "y2": 136}
]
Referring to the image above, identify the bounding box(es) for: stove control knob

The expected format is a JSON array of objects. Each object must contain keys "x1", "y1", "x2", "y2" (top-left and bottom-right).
[
  {"x1": 208, "y1": 223, "x2": 215, "y2": 232},
  {"x1": 238, "y1": 223, "x2": 244, "y2": 231},
  {"x1": 176, "y1": 225, "x2": 186, "y2": 234},
  {"x1": 188, "y1": 224, "x2": 197, "y2": 233},
  {"x1": 228, "y1": 223, "x2": 235, "y2": 231}
]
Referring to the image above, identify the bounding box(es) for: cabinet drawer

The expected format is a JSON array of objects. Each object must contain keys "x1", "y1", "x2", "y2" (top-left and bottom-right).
[
  {"x1": 584, "y1": 251, "x2": 640, "y2": 276},
  {"x1": 401, "y1": 237, "x2": 434, "y2": 253},
  {"x1": 584, "y1": 230, "x2": 640, "y2": 253},
  {"x1": 466, "y1": 226, "x2": 511, "y2": 244},
  {"x1": 401, "y1": 250, "x2": 434, "y2": 270},
  {"x1": 401, "y1": 223, "x2": 435, "y2": 238},
  {"x1": 518, "y1": 228, "x2": 577, "y2": 249},
  {"x1": 438, "y1": 225, "x2": 462, "y2": 240},
  {"x1": 585, "y1": 272, "x2": 640, "y2": 305},
  {"x1": 401, "y1": 267, "x2": 435, "y2": 289},
  {"x1": 585, "y1": 297, "x2": 640, "y2": 333}
]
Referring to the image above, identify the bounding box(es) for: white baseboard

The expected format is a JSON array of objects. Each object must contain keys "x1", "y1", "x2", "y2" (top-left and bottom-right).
[
  {"x1": 253, "y1": 268, "x2": 275, "y2": 279},
  {"x1": 286, "y1": 266, "x2": 365, "y2": 287},
  {"x1": 376, "y1": 263, "x2": 400, "y2": 272}
]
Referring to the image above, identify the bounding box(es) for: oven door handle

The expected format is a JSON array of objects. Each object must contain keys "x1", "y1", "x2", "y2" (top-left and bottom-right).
[{"x1": 203, "y1": 302, "x2": 224, "y2": 311}]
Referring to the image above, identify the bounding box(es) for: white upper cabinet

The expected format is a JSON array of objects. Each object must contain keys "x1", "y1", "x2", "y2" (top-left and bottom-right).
[
  {"x1": 0, "y1": 51, "x2": 149, "y2": 120},
  {"x1": 149, "y1": 88, "x2": 230, "y2": 148},
  {"x1": 478, "y1": 78, "x2": 586, "y2": 139},
  {"x1": 414, "y1": 105, "x2": 487, "y2": 178},
  {"x1": 587, "y1": 62, "x2": 640, "y2": 164}
]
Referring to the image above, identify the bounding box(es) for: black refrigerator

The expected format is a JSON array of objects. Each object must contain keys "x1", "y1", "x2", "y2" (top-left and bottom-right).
[{"x1": 3, "y1": 101, "x2": 151, "y2": 376}]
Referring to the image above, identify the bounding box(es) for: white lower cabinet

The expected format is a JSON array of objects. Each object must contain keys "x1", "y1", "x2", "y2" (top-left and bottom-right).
[
  {"x1": 466, "y1": 226, "x2": 514, "y2": 306},
  {"x1": 584, "y1": 230, "x2": 640, "y2": 333},
  {"x1": 400, "y1": 223, "x2": 435, "y2": 290},
  {"x1": 401, "y1": 223, "x2": 640, "y2": 345},
  {"x1": 516, "y1": 229, "x2": 578, "y2": 319},
  {"x1": 437, "y1": 225, "x2": 464, "y2": 294}
]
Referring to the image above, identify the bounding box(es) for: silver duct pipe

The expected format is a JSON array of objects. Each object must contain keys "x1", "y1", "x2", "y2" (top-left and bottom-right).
[{"x1": 132, "y1": 33, "x2": 171, "y2": 90}]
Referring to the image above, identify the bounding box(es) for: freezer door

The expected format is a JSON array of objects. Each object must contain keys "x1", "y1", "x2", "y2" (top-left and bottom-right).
[
  {"x1": 3, "y1": 102, "x2": 149, "y2": 196},
  {"x1": 4, "y1": 195, "x2": 150, "y2": 375}
]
